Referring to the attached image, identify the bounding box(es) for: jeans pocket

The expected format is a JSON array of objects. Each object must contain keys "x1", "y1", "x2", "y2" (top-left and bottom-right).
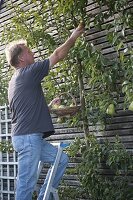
[{"x1": 12, "y1": 136, "x2": 24, "y2": 152}]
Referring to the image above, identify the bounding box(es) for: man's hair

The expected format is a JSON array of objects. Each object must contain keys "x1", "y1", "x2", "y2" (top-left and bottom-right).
[{"x1": 5, "y1": 39, "x2": 27, "y2": 68}]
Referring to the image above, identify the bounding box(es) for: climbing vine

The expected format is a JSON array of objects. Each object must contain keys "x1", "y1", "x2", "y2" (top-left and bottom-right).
[{"x1": 64, "y1": 134, "x2": 133, "y2": 200}]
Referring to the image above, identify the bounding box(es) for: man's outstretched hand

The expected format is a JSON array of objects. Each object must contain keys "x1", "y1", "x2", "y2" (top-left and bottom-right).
[{"x1": 70, "y1": 22, "x2": 85, "y2": 40}]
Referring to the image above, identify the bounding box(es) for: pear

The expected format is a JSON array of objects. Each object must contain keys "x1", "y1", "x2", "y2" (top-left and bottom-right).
[
  {"x1": 52, "y1": 104, "x2": 60, "y2": 109},
  {"x1": 106, "y1": 104, "x2": 115, "y2": 116},
  {"x1": 57, "y1": 117, "x2": 64, "y2": 123},
  {"x1": 66, "y1": 114, "x2": 71, "y2": 118},
  {"x1": 58, "y1": 105, "x2": 65, "y2": 109},
  {"x1": 70, "y1": 103, "x2": 74, "y2": 107},
  {"x1": 128, "y1": 101, "x2": 133, "y2": 111},
  {"x1": 57, "y1": 117, "x2": 63, "y2": 123}
]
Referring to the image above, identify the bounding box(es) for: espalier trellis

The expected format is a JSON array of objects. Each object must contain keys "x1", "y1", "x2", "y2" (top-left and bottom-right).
[
  {"x1": 0, "y1": 1, "x2": 133, "y2": 199},
  {"x1": 0, "y1": 0, "x2": 133, "y2": 139}
]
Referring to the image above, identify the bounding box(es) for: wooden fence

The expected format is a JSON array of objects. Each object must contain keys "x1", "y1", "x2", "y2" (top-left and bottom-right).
[{"x1": 0, "y1": 0, "x2": 133, "y2": 199}]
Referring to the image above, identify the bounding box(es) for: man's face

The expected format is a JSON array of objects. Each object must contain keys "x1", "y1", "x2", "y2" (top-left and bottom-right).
[{"x1": 19, "y1": 45, "x2": 35, "y2": 66}]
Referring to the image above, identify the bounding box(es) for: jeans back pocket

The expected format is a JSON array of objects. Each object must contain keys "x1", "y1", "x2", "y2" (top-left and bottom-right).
[{"x1": 12, "y1": 136, "x2": 24, "y2": 152}]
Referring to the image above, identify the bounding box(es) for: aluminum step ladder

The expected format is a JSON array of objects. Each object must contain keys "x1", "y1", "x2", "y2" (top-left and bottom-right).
[{"x1": 36, "y1": 142, "x2": 69, "y2": 200}]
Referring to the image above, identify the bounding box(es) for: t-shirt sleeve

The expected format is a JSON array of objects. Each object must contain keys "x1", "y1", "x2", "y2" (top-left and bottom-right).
[{"x1": 27, "y1": 59, "x2": 50, "y2": 82}]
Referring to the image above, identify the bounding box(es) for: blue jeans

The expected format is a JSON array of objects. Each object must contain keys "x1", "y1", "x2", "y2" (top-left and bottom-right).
[{"x1": 12, "y1": 133, "x2": 69, "y2": 200}]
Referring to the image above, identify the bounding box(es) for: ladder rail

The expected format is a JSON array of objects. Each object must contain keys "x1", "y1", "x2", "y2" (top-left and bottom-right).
[
  {"x1": 43, "y1": 144, "x2": 63, "y2": 200},
  {"x1": 36, "y1": 142, "x2": 69, "y2": 200}
]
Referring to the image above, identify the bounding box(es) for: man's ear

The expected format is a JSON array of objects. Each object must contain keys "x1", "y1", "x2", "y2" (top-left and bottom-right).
[{"x1": 18, "y1": 54, "x2": 24, "y2": 62}]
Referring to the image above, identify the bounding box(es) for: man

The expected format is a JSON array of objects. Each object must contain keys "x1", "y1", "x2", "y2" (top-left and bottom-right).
[{"x1": 5, "y1": 23, "x2": 84, "y2": 200}]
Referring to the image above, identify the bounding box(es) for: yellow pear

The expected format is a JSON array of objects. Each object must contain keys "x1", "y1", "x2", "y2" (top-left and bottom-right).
[
  {"x1": 70, "y1": 103, "x2": 74, "y2": 107},
  {"x1": 52, "y1": 104, "x2": 59, "y2": 109},
  {"x1": 57, "y1": 117, "x2": 64, "y2": 123},
  {"x1": 58, "y1": 105, "x2": 65, "y2": 109},
  {"x1": 57, "y1": 117, "x2": 62, "y2": 123}
]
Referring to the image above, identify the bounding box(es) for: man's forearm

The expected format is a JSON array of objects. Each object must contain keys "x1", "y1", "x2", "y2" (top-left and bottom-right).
[
  {"x1": 54, "y1": 36, "x2": 76, "y2": 61},
  {"x1": 49, "y1": 23, "x2": 84, "y2": 67}
]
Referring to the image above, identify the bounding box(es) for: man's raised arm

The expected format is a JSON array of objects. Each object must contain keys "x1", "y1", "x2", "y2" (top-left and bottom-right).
[{"x1": 49, "y1": 22, "x2": 84, "y2": 68}]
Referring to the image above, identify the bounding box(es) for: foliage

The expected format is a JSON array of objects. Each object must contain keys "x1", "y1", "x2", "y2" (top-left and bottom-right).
[
  {"x1": 59, "y1": 185, "x2": 87, "y2": 200},
  {"x1": 0, "y1": 55, "x2": 9, "y2": 104},
  {"x1": 65, "y1": 135, "x2": 133, "y2": 200},
  {"x1": 0, "y1": 140, "x2": 14, "y2": 152},
  {"x1": 32, "y1": 191, "x2": 38, "y2": 200},
  {"x1": 0, "y1": 0, "x2": 133, "y2": 130}
]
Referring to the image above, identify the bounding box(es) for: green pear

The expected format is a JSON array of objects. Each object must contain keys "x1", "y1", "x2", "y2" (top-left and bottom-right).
[
  {"x1": 128, "y1": 101, "x2": 133, "y2": 111},
  {"x1": 106, "y1": 104, "x2": 115, "y2": 116}
]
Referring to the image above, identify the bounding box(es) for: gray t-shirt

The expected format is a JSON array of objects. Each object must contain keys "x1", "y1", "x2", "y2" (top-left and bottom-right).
[{"x1": 8, "y1": 59, "x2": 54, "y2": 137}]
